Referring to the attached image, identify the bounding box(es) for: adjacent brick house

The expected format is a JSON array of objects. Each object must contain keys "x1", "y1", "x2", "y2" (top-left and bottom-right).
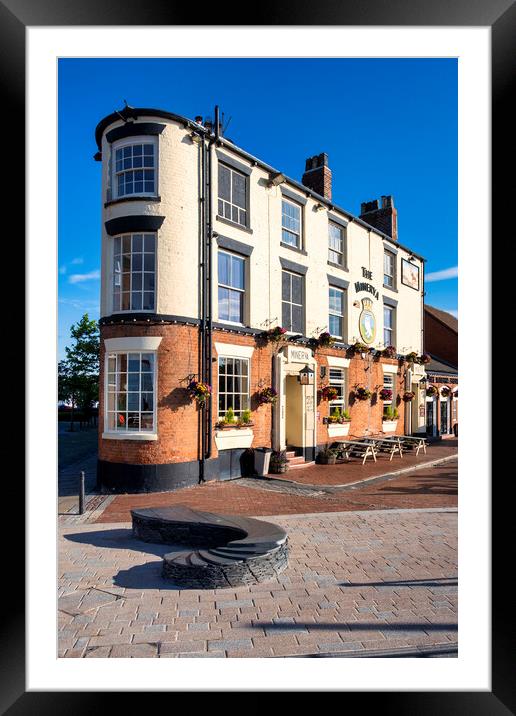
[
  {"x1": 424, "y1": 305, "x2": 458, "y2": 437},
  {"x1": 94, "y1": 104, "x2": 427, "y2": 493}
]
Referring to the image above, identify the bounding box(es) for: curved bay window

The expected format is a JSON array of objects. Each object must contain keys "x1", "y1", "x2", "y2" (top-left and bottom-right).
[
  {"x1": 113, "y1": 140, "x2": 156, "y2": 199},
  {"x1": 106, "y1": 351, "x2": 156, "y2": 434},
  {"x1": 113, "y1": 233, "x2": 156, "y2": 312}
]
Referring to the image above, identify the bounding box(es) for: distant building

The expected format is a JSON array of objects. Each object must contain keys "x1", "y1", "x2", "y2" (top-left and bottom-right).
[{"x1": 424, "y1": 305, "x2": 458, "y2": 437}]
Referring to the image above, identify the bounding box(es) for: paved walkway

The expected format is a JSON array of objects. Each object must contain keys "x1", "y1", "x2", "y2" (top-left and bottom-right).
[
  {"x1": 58, "y1": 508, "x2": 457, "y2": 658},
  {"x1": 95, "y1": 458, "x2": 457, "y2": 523}
]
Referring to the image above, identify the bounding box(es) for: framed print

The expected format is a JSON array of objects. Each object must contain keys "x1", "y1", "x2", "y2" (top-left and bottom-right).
[
  {"x1": 401, "y1": 258, "x2": 420, "y2": 291},
  {"x1": 5, "y1": 0, "x2": 512, "y2": 710}
]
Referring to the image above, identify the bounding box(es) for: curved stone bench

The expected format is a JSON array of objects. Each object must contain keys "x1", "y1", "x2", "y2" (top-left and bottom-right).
[{"x1": 131, "y1": 505, "x2": 288, "y2": 588}]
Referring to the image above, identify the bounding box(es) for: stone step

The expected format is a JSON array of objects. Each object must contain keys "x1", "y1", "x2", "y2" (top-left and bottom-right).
[
  {"x1": 285, "y1": 450, "x2": 296, "y2": 459},
  {"x1": 287, "y1": 455, "x2": 306, "y2": 465}
]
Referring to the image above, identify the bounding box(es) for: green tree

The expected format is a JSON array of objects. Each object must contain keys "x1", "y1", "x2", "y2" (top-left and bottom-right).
[{"x1": 59, "y1": 314, "x2": 100, "y2": 431}]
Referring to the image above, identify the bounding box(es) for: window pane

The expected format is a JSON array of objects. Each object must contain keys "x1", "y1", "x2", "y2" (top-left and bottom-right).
[
  {"x1": 231, "y1": 255, "x2": 245, "y2": 290},
  {"x1": 291, "y1": 305, "x2": 303, "y2": 333},
  {"x1": 282, "y1": 271, "x2": 290, "y2": 301},
  {"x1": 141, "y1": 354, "x2": 153, "y2": 372},
  {"x1": 218, "y1": 252, "x2": 230, "y2": 286},
  {"x1": 132, "y1": 234, "x2": 143, "y2": 252},
  {"x1": 282, "y1": 302, "x2": 290, "y2": 330},
  {"x1": 218, "y1": 164, "x2": 231, "y2": 201},
  {"x1": 128, "y1": 353, "x2": 140, "y2": 372},
  {"x1": 218, "y1": 286, "x2": 229, "y2": 321},
  {"x1": 291, "y1": 274, "x2": 303, "y2": 305},
  {"x1": 232, "y1": 172, "x2": 246, "y2": 209},
  {"x1": 141, "y1": 373, "x2": 153, "y2": 391}
]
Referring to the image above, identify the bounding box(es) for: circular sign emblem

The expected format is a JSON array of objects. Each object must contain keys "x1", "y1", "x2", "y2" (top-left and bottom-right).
[{"x1": 359, "y1": 298, "x2": 376, "y2": 344}]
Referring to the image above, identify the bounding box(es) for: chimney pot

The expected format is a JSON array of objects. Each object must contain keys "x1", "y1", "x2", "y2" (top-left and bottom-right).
[{"x1": 360, "y1": 196, "x2": 398, "y2": 241}]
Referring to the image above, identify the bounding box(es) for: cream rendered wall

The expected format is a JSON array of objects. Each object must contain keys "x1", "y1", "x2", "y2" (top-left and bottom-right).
[
  {"x1": 99, "y1": 116, "x2": 423, "y2": 354},
  {"x1": 101, "y1": 117, "x2": 200, "y2": 319}
]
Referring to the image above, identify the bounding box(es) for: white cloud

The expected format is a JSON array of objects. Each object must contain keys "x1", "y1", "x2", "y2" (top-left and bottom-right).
[
  {"x1": 68, "y1": 269, "x2": 100, "y2": 284},
  {"x1": 59, "y1": 266, "x2": 67, "y2": 274},
  {"x1": 425, "y1": 266, "x2": 458, "y2": 282},
  {"x1": 59, "y1": 298, "x2": 100, "y2": 311},
  {"x1": 70, "y1": 257, "x2": 84, "y2": 265}
]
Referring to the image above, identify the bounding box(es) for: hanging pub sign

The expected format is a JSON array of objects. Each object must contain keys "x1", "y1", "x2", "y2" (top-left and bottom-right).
[{"x1": 359, "y1": 298, "x2": 376, "y2": 344}]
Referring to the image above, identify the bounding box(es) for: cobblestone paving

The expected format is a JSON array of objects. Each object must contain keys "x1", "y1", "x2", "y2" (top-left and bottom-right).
[{"x1": 59, "y1": 508, "x2": 457, "y2": 658}]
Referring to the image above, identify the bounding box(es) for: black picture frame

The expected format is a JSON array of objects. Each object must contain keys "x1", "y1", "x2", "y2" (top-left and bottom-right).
[
  {"x1": 7, "y1": 0, "x2": 511, "y2": 710},
  {"x1": 401, "y1": 259, "x2": 420, "y2": 292}
]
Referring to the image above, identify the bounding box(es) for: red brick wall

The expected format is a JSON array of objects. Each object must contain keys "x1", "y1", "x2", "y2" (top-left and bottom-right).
[
  {"x1": 424, "y1": 313, "x2": 458, "y2": 366},
  {"x1": 99, "y1": 324, "x2": 410, "y2": 466}
]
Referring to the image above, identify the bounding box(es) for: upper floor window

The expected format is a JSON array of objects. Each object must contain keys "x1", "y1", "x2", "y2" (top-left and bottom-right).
[
  {"x1": 329, "y1": 287, "x2": 345, "y2": 339},
  {"x1": 384, "y1": 305, "x2": 395, "y2": 347},
  {"x1": 328, "y1": 222, "x2": 345, "y2": 266},
  {"x1": 113, "y1": 233, "x2": 156, "y2": 312},
  {"x1": 114, "y1": 141, "x2": 156, "y2": 199},
  {"x1": 218, "y1": 250, "x2": 245, "y2": 324},
  {"x1": 281, "y1": 199, "x2": 302, "y2": 249},
  {"x1": 282, "y1": 270, "x2": 304, "y2": 333},
  {"x1": 106, "y1": 351, "x2": 156, "y2": 434},
  {"x1": 218, "y1": 164, "x2": 248, "y2": 227},
  {"x1": 384, "y1": 250, "x2": 396, "y2": 289},
  {"x1": 218, "y1": 357, "x2": 249, "y2": 419}
]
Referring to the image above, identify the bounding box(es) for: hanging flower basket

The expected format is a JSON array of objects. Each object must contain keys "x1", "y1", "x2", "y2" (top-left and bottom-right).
[
  {"x1": 382, "y1": 345, "x2": 397, "y2": 359},
  {"x1": 348, "y1": 341, "x2": 372, "y2": 356},
  {"x1": 261, "y1": 326, "x2": 287, "y2": 343},
  {"x1": 379, "y1": 388, "x2": 393, "y2": 401},
  {"x1": 402, "y1": 390, "x2": 416, "y2": 402},
  {"x1": 320, "y1": 385, "x2": 338, "y2": 401},
  {"x1": 256, "y1": 386, "x2": 278, "y2": 405},
  {"x1": 418, "y1": 353, "x2": 431, "y2": 364},
  {"x1": 405, "y1": 351, "x2": 419, "y2": 363},
  {"x1": 187, "y1": 380, "x2": 212, "y2": 405},
  {"x1": 353, "y1": 386, "x2": 372, "y2": 401},
  {"x1": 426, "y1": 385, "x2": 437, "y2": 397},
  {"x1": 316, "y1": 332, "x2": 336, "y2": 349},
  {"x1": 440, "y1": 387, "x2": 451, "y2": 397}
]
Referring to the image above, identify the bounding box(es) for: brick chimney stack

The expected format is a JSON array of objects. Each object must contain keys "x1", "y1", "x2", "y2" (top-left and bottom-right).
[
  {"x1": 359, "y1": 195, "x2": 398, "y2": 241},
  {"x1": 301, "y1": 153, "x2": 332, "y2": 200}
]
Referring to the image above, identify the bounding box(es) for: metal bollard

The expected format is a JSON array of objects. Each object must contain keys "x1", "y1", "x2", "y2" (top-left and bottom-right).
[{"x1": 79, "y1": 471, "x2": 85, "y2": 515}]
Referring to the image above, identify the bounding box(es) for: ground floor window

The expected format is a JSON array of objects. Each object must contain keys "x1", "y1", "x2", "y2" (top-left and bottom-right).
[
  {"x1": 218, "y1": 357, "x2": 249, "y2": 418},
  {"x1": 383, "y1": 373, "x2": 394, "y2": 405},
  {"x1": 106, "y1": 351, "x2": 156, "y2": 433},
  {"x1": 329, "y1": 367, "x2": 347, "y2": 416}
]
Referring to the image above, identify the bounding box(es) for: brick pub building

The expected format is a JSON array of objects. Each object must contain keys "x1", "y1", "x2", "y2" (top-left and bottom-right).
[{"x1": 95, "y1": 105, "x2": 428, "y2": 493}]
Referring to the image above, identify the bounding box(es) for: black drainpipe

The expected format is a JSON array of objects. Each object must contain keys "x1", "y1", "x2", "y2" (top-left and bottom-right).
[{"x1": 198, "y1": 108, "x2": 217, "y2": 482}]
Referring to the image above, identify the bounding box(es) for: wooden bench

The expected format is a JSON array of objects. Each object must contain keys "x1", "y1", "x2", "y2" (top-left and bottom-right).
[{"x1": 332, "y1": 440, "x2": 377, "y2": 465}]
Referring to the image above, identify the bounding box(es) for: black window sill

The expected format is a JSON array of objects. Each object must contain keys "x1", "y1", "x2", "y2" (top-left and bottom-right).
[
  {"x1": 280, "y1": 242, "x2": 308, "y2": 256},
  {"x1": 327, "y1": 261, "x2": 349, "y2": 272},
  {"x1": 105, "y1": 195, "x2": 161, "y2": 208},
  {"x1": 216, "y1": 215, "x2": 253, "y2": 234}
]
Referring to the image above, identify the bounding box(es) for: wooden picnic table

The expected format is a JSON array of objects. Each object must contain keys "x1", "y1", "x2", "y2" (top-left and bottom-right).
[
  {"x1": 332, "y1": 440, "x2": 377, "y2": 465},
  {"x1": 382, "y1": 434, "x2": 428, "y2": 456},
  {"x1": 359, "y1": 436, "x2": 404, "y2": 461}
]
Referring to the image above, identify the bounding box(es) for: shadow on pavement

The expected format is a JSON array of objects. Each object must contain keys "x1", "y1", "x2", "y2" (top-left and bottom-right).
[
  {"x1": 338, "y1": 577, "x2": 457, "y2": 588},
  {"x1": 64, "y1": 528, "x2": 173, "y2": 558}
]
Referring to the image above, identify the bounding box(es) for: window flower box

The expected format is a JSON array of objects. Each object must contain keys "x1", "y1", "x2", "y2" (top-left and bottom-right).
[
  {"x1": 327, "y1": 422, "x2": 351, "y2": 438},
  {"x1": 214, "y1": 428, "x2": 254, "y2": 450},
  {"x1": 382, "y1": 420, "x2": 398, "y2": 433}
]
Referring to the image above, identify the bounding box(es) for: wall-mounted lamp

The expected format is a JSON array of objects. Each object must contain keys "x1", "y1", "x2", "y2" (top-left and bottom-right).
[
  {"x1": 189, "y1": 132, "x2": 202, "y2": 144},
  {"x1": 298, "y1": 365, "x2": 315, "y2": 385},
  {"x1": 320, "y1": 366, "x2": 327, "y2": 380},
  {"x1": 314, "y1": 203, "x2": 326, "y2": 212},
  {"x1": 267, "y1": 172, "x2": 287, "y2": 188}
]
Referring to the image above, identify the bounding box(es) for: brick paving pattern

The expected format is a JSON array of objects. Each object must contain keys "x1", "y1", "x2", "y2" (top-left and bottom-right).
[
  {"x1": 59, "y1": 507, "x2": 457, "y2": 658},
  {"x1": 96, "y1": 458, "x2": 457, "y2": 523}
]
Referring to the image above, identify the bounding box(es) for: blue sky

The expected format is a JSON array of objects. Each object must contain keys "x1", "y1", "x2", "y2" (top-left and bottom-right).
[{"x1": 58, "y1": 58, "x2": 457, "y2": 358}]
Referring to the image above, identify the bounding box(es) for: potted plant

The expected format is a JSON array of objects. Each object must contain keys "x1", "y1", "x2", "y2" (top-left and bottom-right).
[
  {"x1": 348, "y1": 341, "x2": 371, "y2": 356},
  {"x1": 326, "y1": 407, "x2": 351, "y2": 437},
  {"x1": 187, "y1": 380, "x2": 212, "y2": 406},
  {"x1": 405, "y1": 351, "x2": 419, "y2": 364},
  {"x1": 256, "y1": 386, "x2": 278, "y2": 405},
  {"x1": 269, "y1": 450, "x2": 289, "y2": 474},
  {"x1": 236, "y1": 408, "x2": 254, "y2": 427},
  {"x1": 418, "y1": 353, "x2": 431, "y2": 365},
  {"x1": 353, "y1": 386, "x2": 372, "y2": 401},
  {"x1": 379, "y1": 388, "x2": 393, "y2": 401},
  {"x1": 426, "y1": 385, "x2": 438, "y2": 397},
  {"x1": 402, "y1": 390, "x2": 416, "y2": 402},
  {"x1": 382, "y1": 405, "x2": 399, "y2": 432},
  {"x1": 382, "y1": 345, "x2": 397, "y2": 359},
  {"x1": 320, "y1": 385, "x2": 338, "y2": 401},
  {"x1": 216, "y1": 407, "x2": 237, "y2": 429},
  {"x1": 316, "y1": 331, "x2": 336, "y2": 349},
  {"x1": 317, "y1": 445, "x2": 338, "y2": 465}
]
